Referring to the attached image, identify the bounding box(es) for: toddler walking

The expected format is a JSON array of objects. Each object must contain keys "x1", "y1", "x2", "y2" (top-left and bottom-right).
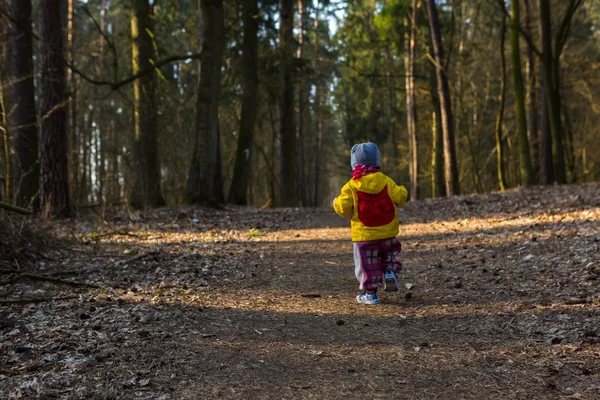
[{"x1": 333, "y1": 142, "x2": 408, "y2": 305}]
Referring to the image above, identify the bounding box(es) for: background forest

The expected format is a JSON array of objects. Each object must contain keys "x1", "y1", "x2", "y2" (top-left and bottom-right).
[{"x1": 0, "y1": 0, "x2": 599, "y2": 217}]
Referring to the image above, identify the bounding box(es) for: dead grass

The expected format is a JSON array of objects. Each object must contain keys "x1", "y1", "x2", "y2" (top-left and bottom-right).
[{"x1": 0, "y1": 213, "x2": 67, "y2": 272}]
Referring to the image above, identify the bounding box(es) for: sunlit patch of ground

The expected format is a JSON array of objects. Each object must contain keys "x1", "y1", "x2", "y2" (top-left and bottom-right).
[{"x1": 1, "y1": 183, "x2": 599, "y2": 399}]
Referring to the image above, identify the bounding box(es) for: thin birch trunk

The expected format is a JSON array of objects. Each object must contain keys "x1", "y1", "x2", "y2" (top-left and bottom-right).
[
  {"x1": 495, "y1": 13, "x2": 508, "y2": 191},
  {"x1": 97, "y1": 0, "x2": 107, "y2": 204},
  {"x1": 430, "y1": 66, "x2": 445, "y2": 198},
  {"x1": 426, "y1": 0, "x2": 459, "y2": 196},
  {"x1": 405, "y1": 0, "x2": 419, "y2": 200},
  {"x1": 67, "y1": 0, "x2": 79, "y2": 204},
  {"x1": 313, "y1": 3, "x2": 322, "y2": 207},
  {"x1": 0, "y1": 0, "x2": 11, "y2": 202},
  {"x1": 296, "y1": 0, "x2": 308, "y2": 206}
]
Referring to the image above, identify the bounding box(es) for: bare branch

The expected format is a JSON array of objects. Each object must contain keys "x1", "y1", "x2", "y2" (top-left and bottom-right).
[
  {"x1": 69, "y1": 53, "x2": 202, "y2": 91},
  {"x1": 495, "y1": 0, "x2": 541, "y2": 56},
  {"x1": 0, "y1": 6, "x2": 39, "y2": 40},
  {"x1": 555, "y1": 0, "x2": 583, "y2": 58},
  {"x1": 79, "y1": 4, "x2": 119, "y2": 82},
  {"x1": 1, "y1": 6, "x2": 199, "y2": 92}
]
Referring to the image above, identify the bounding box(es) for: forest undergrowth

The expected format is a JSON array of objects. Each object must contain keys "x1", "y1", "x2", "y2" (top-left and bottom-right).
[{"x1": 1, "y1": 183, "x2": 599, "y2": 399}]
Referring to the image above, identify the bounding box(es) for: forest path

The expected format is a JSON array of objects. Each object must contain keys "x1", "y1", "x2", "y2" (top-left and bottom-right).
[{"x1": 2, "y1": 184, "x2": 600, "y2": 399}]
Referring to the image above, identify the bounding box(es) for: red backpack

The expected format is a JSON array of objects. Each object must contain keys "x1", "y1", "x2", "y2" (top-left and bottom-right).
[{"x1": 355, "y1": 186, "x2": 396, "y2": 227}]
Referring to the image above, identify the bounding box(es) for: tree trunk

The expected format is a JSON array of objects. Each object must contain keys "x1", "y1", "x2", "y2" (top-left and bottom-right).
[
  {"x1": 523, "y1": 0, "x2": 540, "y2": 180},
  {"x1": 0, "y1": 0, "x2": 10, "y2": 202},
  {"x1": 130, "y1": 0, "x2": 165, "y2": 208},
  {"x1": 10, "y1": 0, "x2": 39, "y2": 209},
  {"x1": 313, "y1": 95, "x2": 323, "y2": 207},
  {"x1": 495, "y1": 13, "x2": 508, "y2": 191},
  {"x1": 278, "y1": 0, "x2": 297, "y2": 207},
  {"x1": 296, "y1": 0, "x2": 309, "y2": 207},
  {"x1": 267, "y1": 99, "x2": 278, "y2": 206},
  {"x1": 213, "y1": 124, "x2": 224, "y2": 203},
  {"x1": 563, "y1": 100, "x2": 576, "y2": 180},
  {"x1": 97, "y1": 0, "x2": 107, "y2": 204},
  {"x1": 67, "y1": 0, "x2": 79, "y2": 204},
  {"x1": 0, "y1": 78, "x2": 7, "y2": 203},
  {"x1": 228, "y1": 0, "x2": 259, "y2": 205},
  {"x1": 313, "y1": 3, "x2": 322, "y2": 207},
  {"x1": 39, "y1": 0, "x2": 71, "y2": 218},
  {"x1": 384, "y1": 46, "x2": 398, "y2": 180},
  {"x1": 82, "y1": 106, "x2": 95, "y2": 204},
  {"x1": 430, "y1": 62, "x2": 445, "y2": 199},
  {"x1": 539, "y1": 83, "x2": 554, "y2": 184},
  {"x1": 431, "y1": 111, "x2": 445, "y2": 199},
  {"x1": 109, "y1": 112, "x2": 120, "y2": 203},
  {"x1": 539, "y1": 0, "x2": 573, "y2": 184},
  {"x1": 509, "y1": 0, "x2": 534, "y2": 186},
  {"x1": 405, "y1": 0, "x2": 419, "y2": 200},
  {"x1": 425, "y1": 0, "x2": 459, "y2": 196},
  {"x1": 186, "y1": 0, "x2": 225, "y2": 205}
]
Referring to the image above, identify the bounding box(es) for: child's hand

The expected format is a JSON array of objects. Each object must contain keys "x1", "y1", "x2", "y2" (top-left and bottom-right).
[{"x1": 332, "y1": 197, "x2": 337, "y2": 208}]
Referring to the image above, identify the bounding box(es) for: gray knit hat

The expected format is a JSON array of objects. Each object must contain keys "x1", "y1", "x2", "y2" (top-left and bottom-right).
[{"x1": 350, "y1": 142, "x2": 381, "y2": 169}]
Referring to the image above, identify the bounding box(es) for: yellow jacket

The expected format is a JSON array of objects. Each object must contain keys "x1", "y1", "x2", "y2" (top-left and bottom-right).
[{"x1": 333, "y1": 172, "x2": 408, "y2": 242}]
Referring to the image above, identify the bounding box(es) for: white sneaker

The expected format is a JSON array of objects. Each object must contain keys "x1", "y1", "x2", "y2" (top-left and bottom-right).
[
  {"x1": 356, "y1": 291, "x2": 379, "y2": 305},
  {"x1": 384, "y1": 271, "x2": 399, "y2": 292}
]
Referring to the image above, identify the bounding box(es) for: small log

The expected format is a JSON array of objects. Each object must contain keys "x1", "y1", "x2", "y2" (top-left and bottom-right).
[{"x1": 0, "y1": 202, "x2": 33, "y2": 215}]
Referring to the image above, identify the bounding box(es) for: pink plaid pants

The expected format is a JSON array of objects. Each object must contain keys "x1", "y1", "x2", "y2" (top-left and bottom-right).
[{"x1": 353, "y1": 237, "x2": 402, "y2": 291}]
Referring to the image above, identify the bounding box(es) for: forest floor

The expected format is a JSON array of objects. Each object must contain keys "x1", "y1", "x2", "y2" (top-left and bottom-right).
[{"x1": 1, "y1": 183, "x2": 600, "y2": 399}]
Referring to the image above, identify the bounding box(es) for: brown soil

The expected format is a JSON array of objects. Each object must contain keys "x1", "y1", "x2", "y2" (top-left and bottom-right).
[{"x1": 1, "y1": 183, "x2": 600, "y2": 399}]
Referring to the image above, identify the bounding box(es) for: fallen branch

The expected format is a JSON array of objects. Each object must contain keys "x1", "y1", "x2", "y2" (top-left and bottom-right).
[
  {"x1": 0, "y1": 273, "x2": 100, "y2": 289},
  {"x1": 0, "y1": 268, "x2": 19, "y2": 274},
  {"x1": 0, "y1": 296, "x2": 78, "y2": 305},
  {"x1": 1, "y1": 284, "x2": 14, "y2": 297},
  {"x1": 48, "y1": 269, "x2": 83, "y2": 277},
  {"x1": 104, "y1": 251, "x2": 160, "y2": 269},
  {"x1": 0, "y1": 202, "x2": 33, "y2": 215}
]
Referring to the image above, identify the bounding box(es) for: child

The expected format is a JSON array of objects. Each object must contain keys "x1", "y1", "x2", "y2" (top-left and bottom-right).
[{"x1": 333, "y1": 142, "x2": 408, "y2": 305}]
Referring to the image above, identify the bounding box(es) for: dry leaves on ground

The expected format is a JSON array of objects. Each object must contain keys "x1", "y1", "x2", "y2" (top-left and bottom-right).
[{"x1": 1, "y1": 183, "x2": 599, "y2": 399}]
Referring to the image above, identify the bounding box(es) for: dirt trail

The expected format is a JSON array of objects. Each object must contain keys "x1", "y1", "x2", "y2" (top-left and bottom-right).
[{"x1": 1, "y1": 184, "x2": 600, "y2": 399}]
